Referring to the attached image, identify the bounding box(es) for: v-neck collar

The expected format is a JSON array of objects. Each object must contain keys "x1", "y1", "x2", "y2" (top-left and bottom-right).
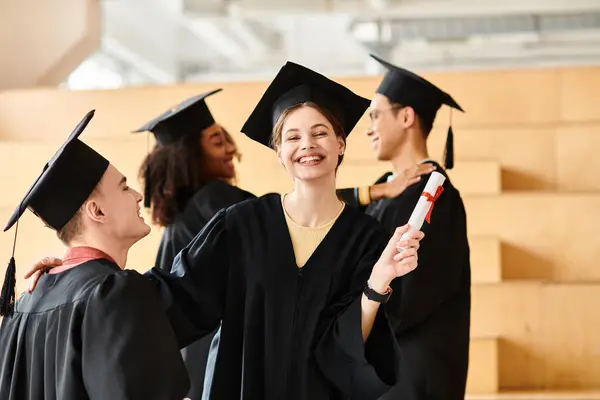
[{"x1": 272, "y1": 194, "x2": 351, "y2": 271}]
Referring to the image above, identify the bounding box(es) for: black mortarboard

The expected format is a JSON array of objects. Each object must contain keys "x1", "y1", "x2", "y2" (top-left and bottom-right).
[
  {"x1": 132, "y1": 88, "x2": 222, "y2": 146},
  {"x1": 0, "y1": 110, "x2": 109, "y2": 316},
  {"x1": 370, "y1": 53, "x2": 465, "y2": 169},
  {"x1": 241, "y1": 61, "x2": 370, "y2": 148},
  {"x1": 132, "y1": 89, "x2": 222, "y2": 208}
]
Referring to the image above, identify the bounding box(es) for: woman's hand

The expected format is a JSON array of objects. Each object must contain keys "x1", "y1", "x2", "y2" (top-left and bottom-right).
[
  {"x1": 24, "y1": 256, "x2": 63, "y2": 292},
  {"x1": 369, "y1": 224, "x2": 424, "y2": 293}
]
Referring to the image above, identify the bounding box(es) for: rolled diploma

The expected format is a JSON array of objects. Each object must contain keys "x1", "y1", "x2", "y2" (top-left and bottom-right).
[{"x1": 397, "y1": 171, "x2": 446, "y2": 251}]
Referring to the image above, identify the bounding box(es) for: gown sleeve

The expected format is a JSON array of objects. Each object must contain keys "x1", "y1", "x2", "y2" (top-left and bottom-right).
[
  {"x1": 313, "y1": 229, "x2": 400, "y2": 400},
  {"x1": 336, "y1": 188, "x2": 363, "y2": 209},
  {"x1": 146, "y1": 209, "x2": 231, "y2": 348},
  {"x1": 81, "y1": 271, "x2": 189, "y2": 400},
  {"x1": 381, "y1": 176, "x2": 468, "y2": 333},
  {"x1": 337, "y1": 173, "x2": 392, "y2": 211},
  {"x1": 196, "y1": 181, "x2": 256, "y2": 222}
]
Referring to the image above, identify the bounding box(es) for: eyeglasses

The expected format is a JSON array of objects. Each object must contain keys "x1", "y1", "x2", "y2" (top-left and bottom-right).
[{"x1": 368, "y1": 105, "x2": 404, "y2": 120}]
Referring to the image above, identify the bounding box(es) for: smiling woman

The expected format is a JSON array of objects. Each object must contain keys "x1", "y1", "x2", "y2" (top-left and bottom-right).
[
  {"x1": 139, "y1": 61, "x2": 425, "y2": 400},
  {"x1": 271, "y1": 102, "x2": 346, "y2": 173},
  {"x1": 132, "y1": 89, "x2": 256, "y2": 400},
  {"x1": 138, "y1": 124, "x2": 235, "y2": 226}
]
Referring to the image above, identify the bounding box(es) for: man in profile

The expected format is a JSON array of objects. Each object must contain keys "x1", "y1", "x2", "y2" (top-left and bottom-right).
[
  {"x1": 339, "y1": 54, "x2": 471, "y2": 400},
  {"x1": 0, "y1": 110, "x2": 190, "y2": 399}
]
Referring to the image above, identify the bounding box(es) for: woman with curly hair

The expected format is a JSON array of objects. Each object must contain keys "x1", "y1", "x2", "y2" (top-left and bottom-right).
[{"x1": 134, "y1": 90, "x2": 255, "y2": 400}]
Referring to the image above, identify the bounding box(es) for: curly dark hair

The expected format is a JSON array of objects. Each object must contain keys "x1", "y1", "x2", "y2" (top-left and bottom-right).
[{"x1": 139, "y1": 126, "x2": 239, "y2": 227}]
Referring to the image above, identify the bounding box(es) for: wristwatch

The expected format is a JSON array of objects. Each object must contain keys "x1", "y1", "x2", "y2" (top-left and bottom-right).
[{"x1": 364, "y1": 282, "x2": 393, "y2": 303}]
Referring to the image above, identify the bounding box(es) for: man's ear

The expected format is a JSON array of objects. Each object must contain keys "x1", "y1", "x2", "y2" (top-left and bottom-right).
[
  {"x1": 403, "y1": 106, "x2": 416, "y2": 128},
  {"x1": 83, "y1": 199, "x2": 105, "y2": 224}
]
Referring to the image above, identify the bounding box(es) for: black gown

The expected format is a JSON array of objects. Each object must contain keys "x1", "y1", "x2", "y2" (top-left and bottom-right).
[
  {"x1": 0, "y1": 258, "x2": 189, "y2": 400},
  {"x1": 155, "y1": 179, "x2": 255, "y2": 400},
  {"x1": 338, "y1": 160, "x2": 471, "y2": 400},
  {"x1": 147, "y1": 193, "x2": 401, "y2": 400}
]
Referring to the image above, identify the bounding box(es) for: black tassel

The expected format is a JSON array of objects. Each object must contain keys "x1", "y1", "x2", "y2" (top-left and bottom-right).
[
  {"x1": 143, "y1": 163, "x2": 152, "y2": 208},
  {"x1": 1, "y1": 220, "x2": 19, "y2": 317},
  {"x1": 143, "y1": 131, "x2": 152, "y2": 208},
  {"x1": 444, "y1": 126, "x2": 454, "y2": 170},
  {"x1": 0, "y1": 257, "x2": 16, "y2": 317}
]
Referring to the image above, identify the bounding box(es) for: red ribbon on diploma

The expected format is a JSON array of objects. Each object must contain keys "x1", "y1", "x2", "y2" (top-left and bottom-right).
[{"x1": 422, "y1": 186, "x2": 444, "y2": 223}]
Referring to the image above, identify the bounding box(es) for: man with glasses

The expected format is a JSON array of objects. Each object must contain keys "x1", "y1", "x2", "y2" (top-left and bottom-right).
[{"x1": 338, "y1": 54, "x2": 471, "y2": 400}]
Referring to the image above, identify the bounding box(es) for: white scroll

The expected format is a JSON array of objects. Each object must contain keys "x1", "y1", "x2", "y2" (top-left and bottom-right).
[{"x1": 397, "y1": 171, "x2": 446, "y2": 251}]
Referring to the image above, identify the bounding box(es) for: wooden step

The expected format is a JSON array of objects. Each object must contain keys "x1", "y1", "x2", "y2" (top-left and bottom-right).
[
  {"x1": 470, "y1": 236, "x2": 502, "y2": 284},
  {"x1": 424, "y1": 127, "x2": 555, "y2": 192},
  {"x1": 467, "y1": 337, "x2": 500, "y2": 395},
  {"x1": 471, "y1": 282, "x2": 600, "y2": 390},
  {"x1": 347, "y1": 121, "x2": 600, "y2": 193},
  {"x1": 465, "y1": 193, "x2": 600, "y2": 282},
  {"x1": 467, "y1": 390, "x2": 600, "y2": 400},
  {"x1": 344, "y1": 125, "x2": 556, "y2": 192},
  {"x1": 335, "y1": 160, "x2": 501, "y2": 195}
]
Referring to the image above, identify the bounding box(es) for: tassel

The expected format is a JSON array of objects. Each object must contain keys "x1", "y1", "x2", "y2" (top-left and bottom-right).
[
  {"x1": 444, "y1": 108, "x2": 454, "y2": 170},
  {"x1": 0, "y1": 257, "x2": 16, "y2": 316},
  {"x1": 444, "y1": 126, "x2": 454, "y2": 170},
  {"x1": 0, "y1": 221, "x2": 19, "y2": 316},
  {"x1": 143, "y1": 163, "x2": 152, "y2": 208},
  {"x1": 143, "y1": 131, "x2": 152, "y2": 208}
]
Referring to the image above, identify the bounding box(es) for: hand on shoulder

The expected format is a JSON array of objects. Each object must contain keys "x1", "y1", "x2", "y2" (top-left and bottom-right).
[{"x1": 371, "y1": 163, "x2": 436, "y2": 201}]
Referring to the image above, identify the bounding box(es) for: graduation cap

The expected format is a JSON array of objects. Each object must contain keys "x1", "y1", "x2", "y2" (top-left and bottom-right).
[
  {"x1": 370, "y1": 54, "x2": 465, "y2": 169},
  {"x1": 0, "y1": 110, "x2": 109, "y2": 316},
  {"x1": 132, "y1": 89, "x2": 222, "y2": 208},
  {"x1": 241, "y1": 61, "x2": 370, "y2": 148},
  {"x1": 132, "y1": 88, "x2": 223, "y2": 146}
]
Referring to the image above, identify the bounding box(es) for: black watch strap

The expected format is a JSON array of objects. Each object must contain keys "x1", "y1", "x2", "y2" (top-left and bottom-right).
[{"x1": 363, "y1": 282, "x2": 393, "y2": 303}]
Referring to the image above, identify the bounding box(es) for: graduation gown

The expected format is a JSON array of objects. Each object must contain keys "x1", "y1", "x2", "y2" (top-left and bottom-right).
[
  {"x1": 0, "y1": 259, "x2": 189, "y2": 400},
  {"x1": 338, "y1": 161, "x2": 471, "y2": 400},
  {"x1": 148, "y1": 193, "x2": 400, "y2": 400},
  {"x1": 155, "y1": 179, "x2": 255, "y2": 400}
]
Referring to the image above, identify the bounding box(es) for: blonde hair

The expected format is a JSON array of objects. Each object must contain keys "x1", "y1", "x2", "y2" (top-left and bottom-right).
[
  {"x1": 270, "y1": 102, "x2": 346, "y2": 167},
  {"x1": 55, "y1": 186, "x2": 99, "y2": 245}
]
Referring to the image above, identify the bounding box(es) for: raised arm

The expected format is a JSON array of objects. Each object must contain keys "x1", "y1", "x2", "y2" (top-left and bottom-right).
[
  {"x1": 336, "y1": 185, "x2": 392, "y2": 209},
  {"x1": 314, "y1": 224, "x2": 423, "y2": 400},
  {"x1": 336, "y1": 187, "x2": 363, "y2": 208},
  {"x1": 361, "y1": 225, "x2": 422, "y2": 340},
  {"x1": 337, "y1": 164, "x2": 435, "y2": 210},
  {"x1": 22, "y1": 210, "x2": 233, "y2": 348},
  {"x1": 146, "y1": 208, "x2": 231, "y2": 347}
]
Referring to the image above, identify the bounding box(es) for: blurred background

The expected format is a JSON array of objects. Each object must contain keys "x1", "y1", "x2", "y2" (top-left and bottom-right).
[
  {"x1": 5, "y1": 0, "x2": 600, "y2": 89},
  {"x1": 2, "y1": 0, "x2": 600, "y2": 398}
]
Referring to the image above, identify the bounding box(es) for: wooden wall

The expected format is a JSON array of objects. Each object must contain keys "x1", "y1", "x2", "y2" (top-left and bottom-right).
[{"x1": 1, "y1": 65, "x2": 600, "y2": 392}]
